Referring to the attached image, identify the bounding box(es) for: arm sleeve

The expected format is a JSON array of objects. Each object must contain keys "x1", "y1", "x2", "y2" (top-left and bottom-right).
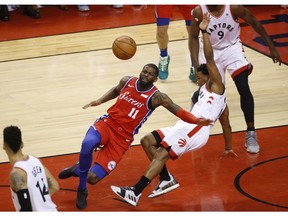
[
  {"x1": 176, "y1": 108, "x2": 199, "y2": 124},
  {"x1": 17, "y1": 189, "x2": 32, "y2": 211}
]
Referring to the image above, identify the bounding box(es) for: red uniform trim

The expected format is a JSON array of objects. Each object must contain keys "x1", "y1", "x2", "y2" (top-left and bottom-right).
[
  {"x1": 187, "y1": 125, "x2": 202, "y2": 138},
  {"x1": 231, "y1": 64, "x2": 253, "y2": 79},
  {"x1": 161, "y1": 140, "x2": 178, "y2": 160}
]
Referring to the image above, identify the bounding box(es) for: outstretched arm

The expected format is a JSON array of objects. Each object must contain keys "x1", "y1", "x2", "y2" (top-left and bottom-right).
[
  {"x1": 218, "y1": 106, "x2": 238, "y2": 158},
  {"x1": 190, "y1": 6, "x2": 202, "y2": 73},
  {"x1": 82, "y1": 76, "x2": 130, "y2": 109},
  {"x1": 151, "y1": 91, "x2": 212, "y2": 126},
  {"x1": 231, "y1": 5, "x2": 282, "y2": 65},
  {"x1": 199, "y1": 13, "x2": 223, "y2": 93}
]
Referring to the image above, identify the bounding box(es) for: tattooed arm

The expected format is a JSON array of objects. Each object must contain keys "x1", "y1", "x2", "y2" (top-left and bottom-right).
[
  {"x1": 151, "y1": 91, "x2": 212, "y2": 126},
  {"x1": 10, "y1": 168, "x2": 27, "y2": 192},
  {"x1": 10, "y1": 168, "x2": 32, "y2": 211}
]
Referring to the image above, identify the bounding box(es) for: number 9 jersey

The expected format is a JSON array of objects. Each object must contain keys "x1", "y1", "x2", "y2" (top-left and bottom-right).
[{"x1": 199, "y1": 5, "x2": 240, "y2": 50}]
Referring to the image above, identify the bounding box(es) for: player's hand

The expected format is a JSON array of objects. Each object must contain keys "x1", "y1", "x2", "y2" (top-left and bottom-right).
[
  {"x1": 270, "y1": 48, "x2": 282, "y2": 66},
  {"x1": 82, "y1": 100, "x2": 101, "y2": 109},
  {"x1": 220, "y1": 149, "x2": 238, "y2": 159},
  {"x1": 197, "y1": 118, "x2": 213, "y2": 126},
  {"x1": 197, "y1": 12, "x2": 210, "y2": 31}
]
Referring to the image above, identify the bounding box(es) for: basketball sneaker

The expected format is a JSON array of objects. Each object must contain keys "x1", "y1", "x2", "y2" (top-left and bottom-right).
[
  {"x1": 111, "y1": 186, "x2": 141, "y2": 206},
  {"x1": 58, "y1": 162, "x2": 79, "y2": 179},
  {"x1": 148, "y1": 175, "x2": 180, "y2": 198},
  {"x1": 245, "y1": 131, "x2": 260, "y2": 153},
  {"x1": 76, "y1": 188, "x2": 88, "y2": 210},
  {"x1": 158, "y1": 55, "x2": 170, "y2": 80},
  {"x1": 189, "y1": 67, "x2": 196, "y2": 83}
]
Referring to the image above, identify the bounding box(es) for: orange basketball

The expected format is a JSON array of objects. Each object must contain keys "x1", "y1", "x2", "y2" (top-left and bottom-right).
[{"x1": 112, "y1": 35, "x2": 137, "y2": 60}]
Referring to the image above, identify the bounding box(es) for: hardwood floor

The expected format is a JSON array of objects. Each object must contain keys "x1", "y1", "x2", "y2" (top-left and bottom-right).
[{"x1": 0, "y1": 20, "x2": 287, "y2": 163}]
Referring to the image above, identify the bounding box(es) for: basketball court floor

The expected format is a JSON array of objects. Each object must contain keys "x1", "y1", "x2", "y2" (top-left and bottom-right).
[{"x1": 0, "y1": 5, "x2": 287, "y2": 212}]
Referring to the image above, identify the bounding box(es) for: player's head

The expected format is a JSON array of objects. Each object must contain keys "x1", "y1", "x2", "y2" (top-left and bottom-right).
[
  {"x1": 3, "y1": 125, "x2": 23, "y2": 154},
  {"x1": 139, "y1": 64, "x2": 159, "y2": 88},
  {"x1": 196, "y1": 64, "x2": 209, "y2": 86}
]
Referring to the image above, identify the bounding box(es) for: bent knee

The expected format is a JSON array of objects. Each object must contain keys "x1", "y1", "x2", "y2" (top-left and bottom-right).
[
  {"x1": 154, "y1": 147, "x2": 170, "y2": 162},
  {"x1": 87, "y1": 172, "x2": 101, "y2": 185},
  {"x1": 140, "y1": 135, "x2": 150, "y2": 148}
]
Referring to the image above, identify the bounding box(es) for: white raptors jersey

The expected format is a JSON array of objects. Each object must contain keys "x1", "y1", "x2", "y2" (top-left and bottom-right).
[
  {"x1": 159, "y1": 85, "x2": 226, "y2": 158},
  {"x1": 191, "y1": 84, "x2": 226, "y2": 126},
  {"x1": 200, "y1": 5, "x2": 240, "y2": 50},
  {"x1": 10, "y1": 155, "x2": 57, "y2": 211}
]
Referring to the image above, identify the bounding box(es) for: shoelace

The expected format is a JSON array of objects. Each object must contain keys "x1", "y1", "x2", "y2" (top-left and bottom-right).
[
  {"x1": 246, "y1": 134, "x2": 258, "y2": 146},
  {"x1": 159, "y1": 58, "x2": 169, "y2": 71}
]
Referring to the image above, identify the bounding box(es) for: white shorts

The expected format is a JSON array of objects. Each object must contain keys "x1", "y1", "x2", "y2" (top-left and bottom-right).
[
  {"x1": 198, "y1": 37, "x2": 250, "y2": 84},
  {"x1": 157, "y1": 121, "x2": 210, "y2": 159}
]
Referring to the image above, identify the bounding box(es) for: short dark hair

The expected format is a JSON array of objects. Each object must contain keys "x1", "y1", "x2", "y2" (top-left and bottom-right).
[
  {"x1": 145, "y1": 63, "x2": 159, "y2": 77},
  {"x1": 197, "y1": 64, "x2": 209, "y2": 76},
  {"x1": 3, "y1": 126, "x2": 23, "y2": 153}
]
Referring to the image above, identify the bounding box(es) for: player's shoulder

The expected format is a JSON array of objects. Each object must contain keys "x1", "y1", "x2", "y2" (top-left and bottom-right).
[
  {"x1": 10, "y1": 167, "x2": 27, "y2": 180},
  {"x1": 151, "y1": 90, "x2": 170, "y2": 103},
  {"x1": 230, "y1": 5, "x2": 245, "y2": 16},
  {"x1": 120, "y1": 75, "x2": 133, "y2": 82},
  {"x1": 118, "y1": 76, "x2": 134, "y2": 86}
]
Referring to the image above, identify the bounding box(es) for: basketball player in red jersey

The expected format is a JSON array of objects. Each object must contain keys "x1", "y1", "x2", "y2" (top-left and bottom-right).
[
  {"x1": 58, "y1": 63, "x2": 212, "y2": 210},
  {"x1": 190, "y1": 5, "x2": 282, "y2": 154},
  {"x1": 155, "y1": 5, "x2": 197, "y2": 81},
  {"x1": 111, "y1": 13, "x2": 237, "y2": 206}
]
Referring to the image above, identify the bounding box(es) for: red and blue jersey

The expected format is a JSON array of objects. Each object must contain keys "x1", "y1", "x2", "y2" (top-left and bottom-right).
[{"x1": 95, "y1": 77, "x2": 158, "y2": 140}]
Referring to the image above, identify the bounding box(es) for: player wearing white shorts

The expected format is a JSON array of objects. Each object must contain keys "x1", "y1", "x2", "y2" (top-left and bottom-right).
[
  {"x1": 191, "y1": 5, "x2": 282, "y2": 154},
  {"x1": 110, "y1": 13, "x2": 237, "y2": 206},
  {"x1": 157, "y1": 82, "x2": 226, "y2": 159}
]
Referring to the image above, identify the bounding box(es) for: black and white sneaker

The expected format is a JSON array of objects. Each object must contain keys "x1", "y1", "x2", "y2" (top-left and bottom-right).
[
  {"x1": 148, "y1": 175, "x2": 179, "y2": 198},
  {"x1": 111, "y1": 186, "x2": 141, "y2": 206}
]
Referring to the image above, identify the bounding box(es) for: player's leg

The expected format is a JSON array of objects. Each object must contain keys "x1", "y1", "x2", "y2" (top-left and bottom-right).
[
  {"x1": 140, "y1": 132, "x2": 159, "y2": 160},
  {"x1": 179, "y1": 5, "x2": 197, "y2": 82},
  {"x1": 58, "y1": 126, "x2": 102, "y2": 181},
  {"x1": 87, "y1": 163, "x2": 108, "y2": 185},
  {"x1": 155, "y1": 5, "x2": 172, "y2": 80},
  {"x1": 224, "y1": 41, "x2": 259, "y2": 153},
  {"x1": 232, "y1": 65, "x2": 259, "y2": 153},
  {"x1": 76, "y1": 126, "x2": 102, "y2": 209},
  {"x1": 141, "y1": 131, "x2": 174, "y2": 179},
  {"x1": 141, "y1": 130, "x2": 179, "y2": 198}
]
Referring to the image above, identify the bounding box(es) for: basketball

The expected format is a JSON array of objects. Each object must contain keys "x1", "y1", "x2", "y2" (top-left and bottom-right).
[{"x1": 112, "y1": 35, "x2": 137, "y2": 60}]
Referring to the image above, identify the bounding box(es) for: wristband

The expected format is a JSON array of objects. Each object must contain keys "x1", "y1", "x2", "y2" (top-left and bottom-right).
[
  {"x1": 201, "y1": 29, "x2": 207, "y2": 33},
  {"x1": 17, "y1": 189, "x2": 32, "y2": 211},
  {"x1": 176, "y1": 108, "x2": 199, "y2": 124}
]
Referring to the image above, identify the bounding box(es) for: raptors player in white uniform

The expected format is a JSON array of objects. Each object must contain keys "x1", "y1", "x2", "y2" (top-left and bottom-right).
[
  {"x1": 110, "y1": 13, "x2": 237, "y2": 207},
  {"x1": 3, "y1": 126, "x2": 59, "y2": 211},
  {"x1": 190, "y1": 5, "x2": 282, "y2": 154}
]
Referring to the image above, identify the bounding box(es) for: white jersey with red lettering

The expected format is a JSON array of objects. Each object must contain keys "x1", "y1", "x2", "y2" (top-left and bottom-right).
[
  {"x1": 10, "y1": 155, "x2": 57, "y2": 212},
  {"x1": 158, "y1": 84, "x2": 226, "y2": 159}
]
